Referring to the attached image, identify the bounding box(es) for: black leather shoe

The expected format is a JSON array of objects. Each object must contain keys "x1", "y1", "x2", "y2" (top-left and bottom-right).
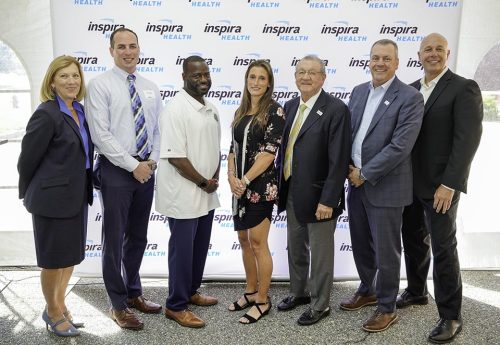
[
  {"x1": 277, "y1": 295, "x2": 311, "y2": 311},
  {"x1": 428, "y1": 318, "x2": 462, "y2": 344},
  {"x1": 297, "y1": 307, "x2": 330, "y2": 326},
  {"x1": 396, "y1": 290, "x2": 429, "y2": 309}
]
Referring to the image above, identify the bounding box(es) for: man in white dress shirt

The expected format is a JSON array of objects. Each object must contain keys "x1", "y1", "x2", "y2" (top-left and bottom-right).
[{"x1": 85, "y1": 28, "x2": 162, "y2": 330}]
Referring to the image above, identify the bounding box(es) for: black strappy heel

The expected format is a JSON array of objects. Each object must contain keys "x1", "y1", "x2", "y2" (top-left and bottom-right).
[
  {"x1": 239, "y1": 298, "x2": 272, "y2": 324},
  {"x1": 228, "y1": 291, "x2": 258, "y2": 311}
]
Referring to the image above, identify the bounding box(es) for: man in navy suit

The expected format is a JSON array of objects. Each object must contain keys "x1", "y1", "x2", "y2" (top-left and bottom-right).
[
  {"x1": 276, "y1": 55, "x2": 351, "y2": 325},
  {"x1": 339, "y1": 39, "x2": 424, "y2": 333},
  {"x1": 397, "y1": 33, "x2": 483, "y2": 344}
]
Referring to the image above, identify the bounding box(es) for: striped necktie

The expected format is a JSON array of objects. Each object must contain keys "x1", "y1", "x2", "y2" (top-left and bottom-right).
[
  {"x1": 127, "y1": 74, "x2": 149, "y2": 159},
  {"x1": 284, "y1": 103, "x2": 307, "y2": 180}
]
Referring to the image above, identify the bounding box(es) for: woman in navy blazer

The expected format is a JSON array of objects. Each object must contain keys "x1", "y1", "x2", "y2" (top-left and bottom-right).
[{"x1": 18, "y1": 56, "x2": 93, "y2": 337}]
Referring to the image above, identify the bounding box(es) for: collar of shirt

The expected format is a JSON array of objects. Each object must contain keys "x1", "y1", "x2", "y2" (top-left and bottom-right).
[
  {"x1": 56, "y1": 94, "x2": 83, "y2": 118},
  {"x1": 292, "y1": 89, "x2": 322, "y2": 129},
  {"x1": 369, "y1": 75, "x2": 396, "y2": 92},
  {"x1": 420, "y1": 66, "x2": 449, "y2": 90},
  {"x1": 112, "y1": 65, "x2": 135, "y2": 81},
  {"x1": 180, "y1": 88, "x2": 209, "y2": 112},
  {"x1": 300, "y1": 88, "x2": 322, "y2": 110}
]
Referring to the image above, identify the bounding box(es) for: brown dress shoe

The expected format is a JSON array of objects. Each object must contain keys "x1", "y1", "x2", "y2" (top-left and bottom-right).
[
  {"x1": 127, "y1": 295, "x2": 162, "y2": 314},
  {"x1": 339, "y1": 293, "x2": 377, "y2": 311},
  {"x1": 362, "y1": 310, "x2": 398, "y2": 332},
  {"x1": 110, "y1": 308, "x2": 144, "y2": 330},
  {"x1": 164, "y1": 308, "x2": 205, "y2": 328},
  {"x1": 189, "y1": 292, "x2": 218, "y2": 306}
]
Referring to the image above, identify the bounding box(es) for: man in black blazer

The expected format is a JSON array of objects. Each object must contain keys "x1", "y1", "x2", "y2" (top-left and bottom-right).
[
  {"x1": 276, "y1": 55, "x2": 351, "y2": 325},
  {"x1": 397, "y1": 33, "x2": 483, "y2": 344}
]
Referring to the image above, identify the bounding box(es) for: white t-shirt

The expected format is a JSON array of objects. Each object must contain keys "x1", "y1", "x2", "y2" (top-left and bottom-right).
[{"x1": 155, "y1": 89, "x2": 221, "y2": 219}]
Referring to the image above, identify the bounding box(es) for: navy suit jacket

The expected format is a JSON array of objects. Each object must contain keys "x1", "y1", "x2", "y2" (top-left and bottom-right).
[
  {"x1": 348, "y1": 77, "x2": 424, "y2": 207},
  {"x1": 410, "y1": 70, "x2": 483, "y2": 198},
  {"x1": 18, "y1": 100, "x2": 94, "y2": 218},
  {"x1": 277, "y1": 89, "x2": 351, "y2": 223}
]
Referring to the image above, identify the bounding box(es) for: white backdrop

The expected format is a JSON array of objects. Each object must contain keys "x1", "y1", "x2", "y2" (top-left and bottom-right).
[{"x1": 51, "y1": 0, "x2": 462, "y2": 279}]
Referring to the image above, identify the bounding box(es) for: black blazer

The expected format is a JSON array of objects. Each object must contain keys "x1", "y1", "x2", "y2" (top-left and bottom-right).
[
  {"x1": 18, "y1": 100, "x2": 94, "y2": 218},
  {"x1": 410, "y1": 70, "x2": 483, "y2": 198},
  {"x1": 277, "y1": 90, "x2": 351, "y2": 223}
]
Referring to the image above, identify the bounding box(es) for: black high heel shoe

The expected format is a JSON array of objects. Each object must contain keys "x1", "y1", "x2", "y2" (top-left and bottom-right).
[
  {"x1": 239, "y1": 298, "x2": 272, "y2": 324},
  {"x1": 228, "y1": 291, "x2": 257, "y2": 311}
]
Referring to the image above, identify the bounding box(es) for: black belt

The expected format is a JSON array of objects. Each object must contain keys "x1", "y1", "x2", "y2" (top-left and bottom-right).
[
  {"x1": 132, "y1": 153, "x2": 150, "y2": 162},
  {"x1": 98, "y1": 154, "x2": 150, "y2": 162}
]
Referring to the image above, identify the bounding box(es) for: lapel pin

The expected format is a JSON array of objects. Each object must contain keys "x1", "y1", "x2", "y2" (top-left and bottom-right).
[
  {"x1": 384, "y1": 100, "x2": 390, "y2": 106},
  {"x1": 316, "y1": 110, "x2": 323, "y2": 116}
]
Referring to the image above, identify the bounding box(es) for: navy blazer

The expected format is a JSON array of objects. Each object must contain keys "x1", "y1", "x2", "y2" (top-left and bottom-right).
[
  {"x1": 18, "y1": 100, "x2": 94, "y2": 218},
  {"x1": 348, "y1": 77, "x2": 424, "y2": 207},
  {"x1": 410, "y1": 70, "x2": 483, "y2": 198},
  {"x1": 277, "y1": 89, "x2": 351, "y2": 223}
]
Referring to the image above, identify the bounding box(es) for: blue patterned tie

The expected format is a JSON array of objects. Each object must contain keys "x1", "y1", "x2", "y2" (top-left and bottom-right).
[{"x1": 127, "y1": 74, "x2": 149, "y2": 159}]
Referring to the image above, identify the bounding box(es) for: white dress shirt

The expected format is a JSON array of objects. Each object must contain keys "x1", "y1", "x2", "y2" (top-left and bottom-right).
[
  {"x1": 85, "y1": 66, "x2": 162, "y2": 172},
  {"x1": 289, "y1": 89, "x2": 322, "y2": 133},
  {"x1": 419, "y1": 66, "x2": 449, "y2": 104}
]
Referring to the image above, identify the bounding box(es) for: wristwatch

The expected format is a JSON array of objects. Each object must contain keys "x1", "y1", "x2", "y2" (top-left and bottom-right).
[
  {"x1": 359, "y1": 169, "x2": 366, "y2": 182},
  {"x1": 198, "y1": 178, "x2": 208, "y2": 189}
]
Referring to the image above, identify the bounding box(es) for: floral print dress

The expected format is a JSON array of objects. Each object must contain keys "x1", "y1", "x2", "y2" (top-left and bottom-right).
[{"x1": 230, "y1": 101, "x2": 285, "y2": 205}]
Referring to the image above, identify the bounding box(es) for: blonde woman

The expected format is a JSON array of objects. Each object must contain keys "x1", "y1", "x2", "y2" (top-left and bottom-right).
[{"x1": 18, "y1": 55, "x2": 93, "y2": 337}]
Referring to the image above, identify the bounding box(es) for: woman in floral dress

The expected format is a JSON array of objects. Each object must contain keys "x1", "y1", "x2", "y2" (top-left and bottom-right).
[{"x1": 227, "y1": 60, "x2": 285, "y2": 324}]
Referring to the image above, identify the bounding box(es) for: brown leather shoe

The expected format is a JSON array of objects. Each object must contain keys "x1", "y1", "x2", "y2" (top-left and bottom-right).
[
  {"x1": 127, "y1": 295, "x2": 162, "y2": 314},
  {"x1": 164, "y1": 308, "x2": 205, "y2": 328},
  {"x1": 362, "y1": 310, "x2": 398, "y2": 332},
  {"x1": 110, "y1": 308, "x2": 144, "y2": 330},
  {"x1": 189, "y1": 292, "x2": 218, "y2": 306},
  {"x1": 339, "y1": 293, "x2": 377, "y2": 311}
]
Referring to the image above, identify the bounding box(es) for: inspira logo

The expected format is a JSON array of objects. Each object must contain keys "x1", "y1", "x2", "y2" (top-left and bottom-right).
[
  {"x1": 262, "y1": 21, "x2": 308, "y2": 41},
  {"x1": 175, "y1": 54, "x2": 222, "y2": 74},
  {"x1": 130, "y1": 0, "x2": 162, "y2": 7},
  {"x1": 188, "y1": 0, "x2": 221, "y2": 7},
  {"x1": 425, "y1": 0, "x2": 459, "y2": 8},
  {"x1": 206, "y1": 85, "x2": 242, "y2": 106},
  {"x1": 379, "y1": 21, "x2": 423, "y2": 42},
  {"x1": 306, "y1": 0, "x2": 340, "y2": 9},
  {"x1": 73, "y1": 51, "x2": 107, "y2": 73},
  {"x1": 246, "y1": 0, "x2": 281, "y2": 8},
  {"x1": 348, "y1": 54, "x2": 371, "y2": 74},
  {"x1": 320, "y1": 21, "x2": 367, "y2": 42},
  {"x1": 145, "y1": 20, "x2": 191, "y2": 40},
  {"x1": 87, "y1": 19, "x2": 125, "y2": 38},
  {"x1": 136, "y1": 52, "x2": 164, "y2": 73},
  {"x1": 273, "y1": 86, "x2": 299, "y2": 105},
  {"x1": 204, "y1": 20, "x2": 250, "y2": 41},
  {"x1": 159, "y1": 85, "x2": 179, "y2": 102},
  {"x1": 74, "y1": 0, "x2": 104, "y2": 6},
  {"x1": 351, "y1": 0, "x2": 400, "y2": 9}
]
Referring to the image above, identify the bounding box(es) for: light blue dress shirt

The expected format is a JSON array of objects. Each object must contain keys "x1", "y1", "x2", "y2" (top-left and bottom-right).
[{"x1": 351, "y1": 76, "x2": 395, "y2": 168}]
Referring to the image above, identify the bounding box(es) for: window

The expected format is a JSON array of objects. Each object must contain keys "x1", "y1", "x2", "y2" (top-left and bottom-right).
[{"x1": 0, "y1": 41, "x2": 31, "y2": 140}]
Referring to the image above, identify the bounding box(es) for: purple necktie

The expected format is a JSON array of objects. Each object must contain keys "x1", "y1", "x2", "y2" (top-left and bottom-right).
[{"x1": 127, "y1": 74, "x2": 149, "y2": 159}]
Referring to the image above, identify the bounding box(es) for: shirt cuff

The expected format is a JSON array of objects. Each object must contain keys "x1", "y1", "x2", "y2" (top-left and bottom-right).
[{"x1": 441, "y1": 184, "x2": 455, "y2": 192}]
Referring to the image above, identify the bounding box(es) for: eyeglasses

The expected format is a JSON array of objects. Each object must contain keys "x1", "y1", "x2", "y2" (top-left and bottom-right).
[{"x1": 295, "y1": 70, "x2": 322, "y2": 78}]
